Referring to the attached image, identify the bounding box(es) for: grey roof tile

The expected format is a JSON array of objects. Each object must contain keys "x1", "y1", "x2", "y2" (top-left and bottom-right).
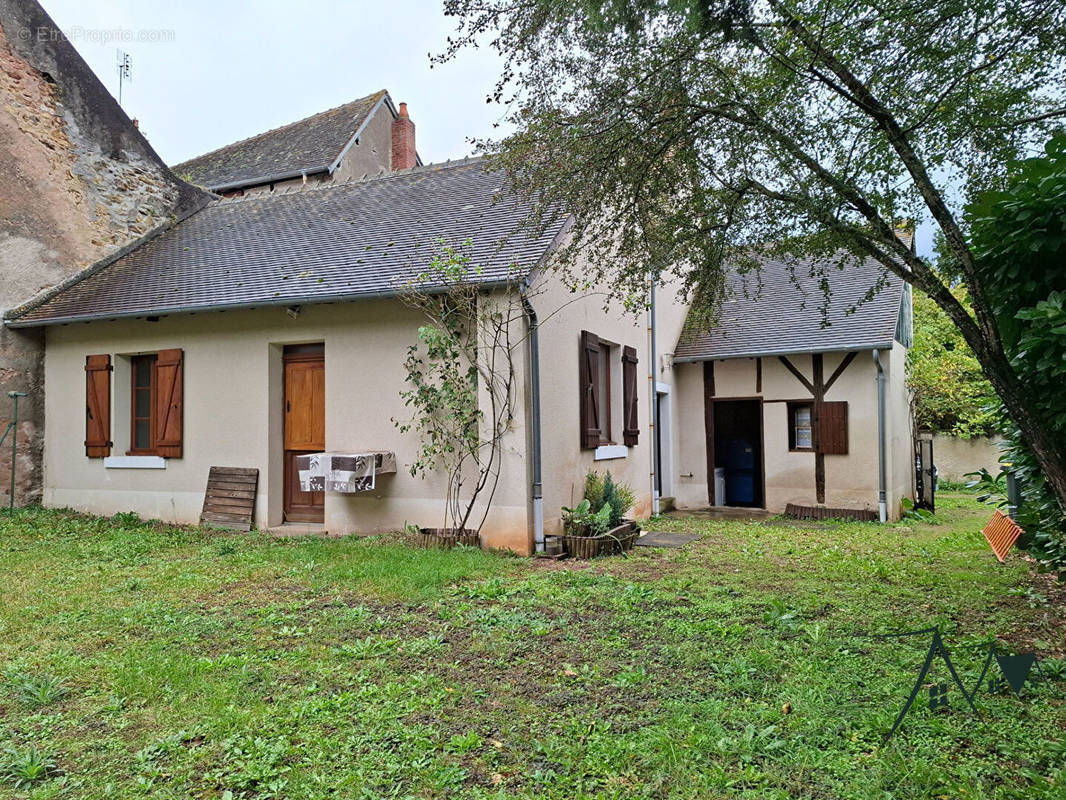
[
  {"x1": 7, "y1": 159, "x2": 568, "y2": 326},
  {"x1": 673, "y1": 252, "x2": 905, "y2": 360},
  {"x1": 171, "y1": 91, "x2": 387, "y2": 191}
]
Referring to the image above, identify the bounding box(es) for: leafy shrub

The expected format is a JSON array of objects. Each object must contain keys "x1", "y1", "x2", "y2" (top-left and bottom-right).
[
  {"x1": 907, "y1": 288, "x2": 999, "y2": 438},
  {"x1": 561, "y1": 499, "x2": 611, "y2": 537},
  {"x1": 583, "y1": 471, "x2": 635, "y2": 528}
]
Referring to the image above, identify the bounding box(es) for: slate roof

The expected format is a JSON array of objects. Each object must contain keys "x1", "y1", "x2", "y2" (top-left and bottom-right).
[
  {"x1": 673, "y1": 252, "x2": 906, "y2": 361},
  {"x1": 5, "y1": 158, "x2": 569, "y2": 327},
  {"x1": 171, "y1": 91, "x2": 388, "y2": 191}
]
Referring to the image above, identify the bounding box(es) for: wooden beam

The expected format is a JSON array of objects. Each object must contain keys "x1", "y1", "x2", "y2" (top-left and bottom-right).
[
  {"x1": 755, "y1": 357, "x2": 762, "y2": 393},
  {"x1": 812, "y1": 354, "x2": 826, "y2": 504},
  {"x1": 824, "y1": 351, "x2": 858, "y2": 393},
  {"x1": 703, "y1": 361, "x2": 716, "y2": 505},
  {"x1": 778, "y1": 355, "x2": 815, "y2": 394}
]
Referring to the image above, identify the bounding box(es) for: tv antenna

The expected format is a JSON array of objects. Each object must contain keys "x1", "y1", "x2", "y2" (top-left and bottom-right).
[{"x1": 116, "y1": 49, "x2": 132, "y2": 106}]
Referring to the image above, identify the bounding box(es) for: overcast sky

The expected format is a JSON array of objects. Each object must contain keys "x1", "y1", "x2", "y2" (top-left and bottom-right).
[{"x1": 42, "y1": 0, "x2": 511, "y2": 167}]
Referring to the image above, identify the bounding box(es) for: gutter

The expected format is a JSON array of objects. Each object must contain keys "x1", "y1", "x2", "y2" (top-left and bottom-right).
[
  {"x1": 671, "y1": 342, "x2": 895, "y2": 363},
  {"x1": 3, "y1": 279, "x2": 520, "y2": 329},
  {"x1": 204, "y1": 166, "x2": 330, "y2": 194},
  {"x1": 873, "y1": 349, "x2": 888, "y2": 523},
  {"x1": 648, "y1": 274, "x2": 659, "y2": 515},
  {"x1": 520, "y1": 281, "x2": 545, "y2": 553}
]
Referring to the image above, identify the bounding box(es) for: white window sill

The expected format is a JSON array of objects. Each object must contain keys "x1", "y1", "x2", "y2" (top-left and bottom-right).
[
  {"x1": 593, "y1": 444, "x2": 628, "y2": 461},
  {"x1": 104, "y1": 456, "x2": 166, "y2": 469}
]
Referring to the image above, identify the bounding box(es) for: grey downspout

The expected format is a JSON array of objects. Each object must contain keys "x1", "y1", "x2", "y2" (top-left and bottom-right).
[
  {"x1": 648, "y1": 274, "x2": 659, "y2": 515},
  {"x1": 873, "y1": 349, "x2": 888, "y2": 523},
  {"x1": 521, "y1": 284, "x2": 545, "y2": 553}
]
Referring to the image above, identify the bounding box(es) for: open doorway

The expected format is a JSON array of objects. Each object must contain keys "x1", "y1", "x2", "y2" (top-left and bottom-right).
[{"x1": 711, "y1": 399, "x2": 764, "y2": 508}]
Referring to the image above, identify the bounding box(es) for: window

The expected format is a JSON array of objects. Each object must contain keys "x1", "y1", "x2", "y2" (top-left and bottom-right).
[
  {"x1": 129, "y1": 354, "x2": 157, "y2": 453},
  {"x1": 789, "y1": 402, "x2": 814, "y2": 451},
  {"x1": 785, "y1": 400, "x2": 849, "y2": 454},
  {"x1": 596, "y1": 342, "x2": 613, "y2": 444},
  {"x1": 580, "y1": 331, "x2": 639, "y2": 449},
  {"x1": 83, "y1": 349, "x2": 183, "y2": 460},
  {"x1": 123, "y1": 349, "x2": 183, "y2": 458}
]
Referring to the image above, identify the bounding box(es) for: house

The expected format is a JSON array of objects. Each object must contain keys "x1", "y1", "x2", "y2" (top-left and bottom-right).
[
  {"x1": 656, "y1": 254, "x2": 914, "y2": 522},
  {"x1": 4, "y1": 149, "x2": 667, "y2": 553},
  {"x1": 171, "y1": 91, "x2": 419, "y2": 196},
  {"x1": 1, "y1": 26, "x2": 915, "y2": 547}
]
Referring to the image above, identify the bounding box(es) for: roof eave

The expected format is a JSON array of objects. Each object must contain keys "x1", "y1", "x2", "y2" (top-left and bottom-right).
[
  {"x1": 3, "y1": 279, "x2": 524, "y2": 329},
  {"x1": 670, "y1": 341, "x2": 896, "y2": 363},
  {"x1": 204, "y1": 166, "x2": 331, "y2": 193}
]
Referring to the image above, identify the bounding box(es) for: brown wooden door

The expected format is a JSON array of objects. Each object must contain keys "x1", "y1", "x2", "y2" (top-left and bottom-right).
[{"x1": 283, "y1": 347, "x2": 325, "y2": 522}]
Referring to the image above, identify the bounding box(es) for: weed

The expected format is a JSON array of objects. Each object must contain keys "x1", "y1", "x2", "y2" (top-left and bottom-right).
[
  {"x1": 7, "y1": 672, "x2": 69, "y2": 708},
  {"x1": 1007, "y1": 586, "x2": 1048, "y2": 608},
  {"x1": 1041, "y1": 657, "x2": 1066, "y2": 681},
  {"x1": 1, "y1": 745, "x2": 57, "y2": 789},
  {"x1": 762, "y1": 598, "x2": 802, "y2": 631},
  {"x1": 447, "y1": 732, "x2": 482, "y2": 753}
]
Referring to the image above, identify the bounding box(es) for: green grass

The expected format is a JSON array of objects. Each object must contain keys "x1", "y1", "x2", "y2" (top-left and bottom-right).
[{"x1": 0, "y1": 494, "x2": 1062, "y2": 799}]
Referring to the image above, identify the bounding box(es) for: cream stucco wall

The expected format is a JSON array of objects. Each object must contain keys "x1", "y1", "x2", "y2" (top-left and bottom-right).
[
  {"x1": 43, "y1": 299, "x2": 533, "y2": 552},
  {"x1": 666, "y1": 349, "x2": 912, "y2": 519},
  {"x1": 526, "y1": 273, "x2": 655, "y2": 533},
  {"x1": 332, "y1": 103, "x2": 394, "y2": 181},
  {"x1": 931, "y1": 434, "x2": 1004, "y2": 483}
]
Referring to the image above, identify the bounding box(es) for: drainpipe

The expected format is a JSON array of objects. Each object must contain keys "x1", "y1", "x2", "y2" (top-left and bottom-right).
[
  {"x1": 520, "y1": 283, "x2": 544, "y2": 553},
  {"x1": 873, "y1": 349, "x2": 887, "y2": 523},
  {"x1": 648, "y1": 274, "x2": 659, "y2": 515}
]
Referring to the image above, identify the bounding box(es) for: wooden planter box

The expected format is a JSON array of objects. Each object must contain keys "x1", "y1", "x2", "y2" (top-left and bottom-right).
[
  {"x1": 561, "y1": 520, "x2": 639, "y2": 559},
  {"x1": 417, "y1": 528, "x2": 480, "y2": 549}
]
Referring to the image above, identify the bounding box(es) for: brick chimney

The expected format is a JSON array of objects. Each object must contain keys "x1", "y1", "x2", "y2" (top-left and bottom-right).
[{"x1": 391, "y1": 102, "x2": 416, "y2": 170}]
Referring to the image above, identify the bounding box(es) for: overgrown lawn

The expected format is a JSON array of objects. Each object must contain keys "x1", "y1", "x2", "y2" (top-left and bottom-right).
[{"x1": 0, "y1": 494, "x2": 1063, "y2": 799}]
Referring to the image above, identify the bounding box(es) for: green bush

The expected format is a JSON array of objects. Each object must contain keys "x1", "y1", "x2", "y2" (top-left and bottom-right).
[
  {"x1": 583, "y1": 471, "x2": 635, "y2": 528},
  {"x1": 967, "y1": 133, "x2": 1066, "y2": 574}
]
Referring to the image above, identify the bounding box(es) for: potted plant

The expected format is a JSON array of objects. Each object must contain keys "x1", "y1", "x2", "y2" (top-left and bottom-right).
[{"x1": 560, "y1": 471, "x2": 639, "y2": 558}]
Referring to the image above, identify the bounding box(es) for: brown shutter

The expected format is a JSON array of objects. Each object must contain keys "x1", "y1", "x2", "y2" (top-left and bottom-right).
[
  {"x1": 154, "y1": 348, "x2": 184, "y2": 458},
  {"x1": 818, "y1": 401, "x2": 848, "y2": 455},
  {"x1": 622, "y1": 345, "x2": 639, "y2": 446},
  {"x1": 579, "y1": 331, "x2": 601, "y2": 448},
  {"x1": 85, "y1": 354, "x2": 112, "y2": 457}
]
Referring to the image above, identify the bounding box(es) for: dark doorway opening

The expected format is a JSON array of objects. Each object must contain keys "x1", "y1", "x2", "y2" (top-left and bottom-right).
[{"x1": 712, "y1": 399, "x2": 765, "y2": 508}]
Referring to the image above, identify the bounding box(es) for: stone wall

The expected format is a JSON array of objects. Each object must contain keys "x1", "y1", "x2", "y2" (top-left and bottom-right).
[{"x1": 0, "y1": 0, "x2": 206, "y2": 506}]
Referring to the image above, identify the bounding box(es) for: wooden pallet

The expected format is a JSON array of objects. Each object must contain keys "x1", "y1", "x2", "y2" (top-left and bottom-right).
[
  {"x1": 983, "y1": 509, "x2": 1024, "y2": 562},
  {"x1": 200, "y1": 466, "x2": 259, "y2": 531},
  {"x1": 784, "y1": 503, "x2": 878, "y2": 522}
]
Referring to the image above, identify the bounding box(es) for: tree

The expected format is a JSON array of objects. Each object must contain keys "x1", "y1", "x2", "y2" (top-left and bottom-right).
[
  {"x1": 439, "y1": 0, "x2": 1066, "y2": 512},
  {"x1": 395, "y1": 241, "x2": 523, "y2": 535},
  {"x1": 907, "y1": 289, "x2": 998, "y2": 439},
  {"x1": 966, "y1": 135, "x2": 1066, "y2": 570}
]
